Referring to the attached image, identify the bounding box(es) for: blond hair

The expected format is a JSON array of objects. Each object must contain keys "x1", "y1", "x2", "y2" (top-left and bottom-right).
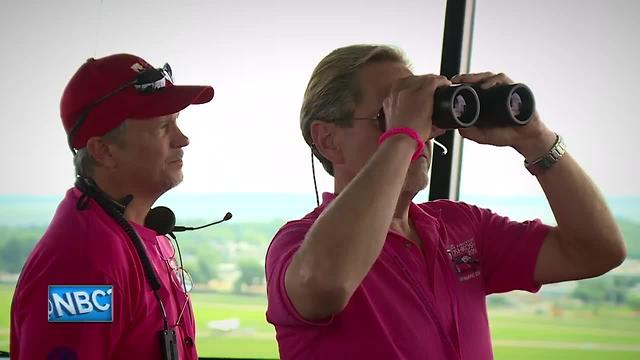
[{"x1": 300, "y1": 44, "x2": 410, "y2": 175}]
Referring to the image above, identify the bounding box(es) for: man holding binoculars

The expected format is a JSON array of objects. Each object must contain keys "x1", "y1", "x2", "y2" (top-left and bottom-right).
[{"x1": 265, "y1": 44, "x2": 626, "y2": 359}]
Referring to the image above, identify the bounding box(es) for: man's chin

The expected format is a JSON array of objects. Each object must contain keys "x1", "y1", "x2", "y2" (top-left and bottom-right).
[
  {"x1": 404, "y1": 169, "x2": 429, "y2": 194},
  {"x1": 401, "y1": 179, "x2": 428, "y2": 200},
  {"x1": 161, "y1": 174, "x2": 184, "y2": 193},
  {"x1": 169, "y1": 176, "x2": 184, "y2": 190}
]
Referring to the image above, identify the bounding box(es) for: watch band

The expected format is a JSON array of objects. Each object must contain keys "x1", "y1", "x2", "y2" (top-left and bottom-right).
[{"x1": 524, "y1": 134, "x2": 566, "y2": 176}]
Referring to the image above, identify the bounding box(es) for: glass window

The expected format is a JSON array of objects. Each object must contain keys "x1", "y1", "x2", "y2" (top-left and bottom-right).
[
  {"x1": 0, "y1": 0, "x2": 446, "y2": 357},
  {"x1": 460, "y1": 0, "x2": 640, "y2": 358}
]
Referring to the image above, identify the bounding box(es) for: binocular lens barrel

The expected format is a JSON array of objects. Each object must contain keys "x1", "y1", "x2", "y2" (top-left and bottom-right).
[
  {"x1": 474, "y1": 83, "x2": 535, "y2": 127},
  {"x1": 432, "y1": 84, "x2": 480, "y2": 129}
]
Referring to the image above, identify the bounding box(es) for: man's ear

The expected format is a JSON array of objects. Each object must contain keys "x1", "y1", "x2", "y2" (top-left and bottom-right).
[
  {"x1": 310, "y1": 120, "x2": 344, "y2": 166},
  {"x1": 85, "y1": 137, "x2": 117, "y2": 169}
]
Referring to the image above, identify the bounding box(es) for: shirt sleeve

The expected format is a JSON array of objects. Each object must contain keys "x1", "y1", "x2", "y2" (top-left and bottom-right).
[
  {"x1": 11, "y1": 235, "x2": 130, "y2": 359},
  {"x1": 460, "y1": 202, "x2": 551, "y2": 295},
  {"x1": 265, "y1": 223, "x2": 333, "y2": 327}
]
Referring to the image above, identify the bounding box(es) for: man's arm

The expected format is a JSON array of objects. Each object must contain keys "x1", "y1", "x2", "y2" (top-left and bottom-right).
[
  {"x1": 286, "y1": 136, "x2": 414, "y2": 320},
  {"x1": 454, "y1": 72, "x2": 626, "y2": 286},
  {"x1": 285, "y1": 75, "x2": 451, "y2": 320},
  {"x1": 515, "y1": 132, "x2": 626, "y2": 284}
]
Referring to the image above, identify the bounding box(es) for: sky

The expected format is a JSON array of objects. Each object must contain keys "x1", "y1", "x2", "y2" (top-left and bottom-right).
[{"x1": 0, "y1": 0, "x2": 638, "y2": 198}]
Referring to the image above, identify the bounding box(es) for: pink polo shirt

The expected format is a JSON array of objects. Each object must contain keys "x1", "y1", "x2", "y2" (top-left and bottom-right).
[
  {"x1": 11, "y1": 188, "x2": 197, "y2": 359},
  {"x1": 266, "y1": 193, "x2": 550, "y2": 360}
]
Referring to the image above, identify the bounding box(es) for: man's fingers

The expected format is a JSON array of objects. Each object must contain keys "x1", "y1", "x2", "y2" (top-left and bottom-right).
[
  {"x1": 452, "y1": 72, "x2": 494, "y2": 84},
  {"x1": 452, "y1": 72, "x2": 514, "y2": 89},
  {"x1": 391, "y1": 74, "x2": 450, "y2": 97},
  {"x1": 478, "y1": 72, "x2": 512, "y2": 89},
  {"x1": 416, "y1": 75, "x2": 451, "y2": 95}
]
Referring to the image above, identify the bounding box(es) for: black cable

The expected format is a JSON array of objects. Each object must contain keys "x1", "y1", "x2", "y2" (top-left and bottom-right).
[
  {"x1": 74, "y1": 177, "x2": 168, "y2": 330},
  {"x1": 78, "y1": 180, "x2": 161, "y2": 290},
  {"x1": 310, "y1": 149, "x2": 320, "y2": 207}
]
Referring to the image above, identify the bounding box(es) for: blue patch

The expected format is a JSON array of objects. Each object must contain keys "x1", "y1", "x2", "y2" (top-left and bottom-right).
[{"x1": 48, "y1": 285, "x2": 113, "y2": 322}]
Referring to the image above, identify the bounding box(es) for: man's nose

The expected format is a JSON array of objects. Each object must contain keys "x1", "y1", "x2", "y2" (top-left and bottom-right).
[{"x1": 172, "y1": 130, "x2": 189, "y2": 148}]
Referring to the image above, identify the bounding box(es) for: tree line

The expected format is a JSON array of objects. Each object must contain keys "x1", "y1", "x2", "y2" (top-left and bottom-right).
[{"x1": 1, "y1": 217, "x2": 639, "y2": 296}]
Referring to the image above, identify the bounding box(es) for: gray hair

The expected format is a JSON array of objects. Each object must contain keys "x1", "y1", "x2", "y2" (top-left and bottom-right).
[
  {"x1": 74, "y1": 121, "x2": 128, "y2": 177},
  {"x1": 300, "y1": 44, "x2": 410, "y2": 175}
]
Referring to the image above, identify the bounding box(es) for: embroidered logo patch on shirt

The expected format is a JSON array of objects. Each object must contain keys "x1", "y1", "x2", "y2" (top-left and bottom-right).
[
  {"x1": 446, "y1": 239, "x2": 481, "y2": 282},
  {"x1": 48, "y1": 285, "x2": 113, "y2": 322}
]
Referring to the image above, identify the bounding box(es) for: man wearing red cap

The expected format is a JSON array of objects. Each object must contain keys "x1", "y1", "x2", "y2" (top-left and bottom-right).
[{"x1": 10, "y1": 54, "x2": 213, "y2": 359}]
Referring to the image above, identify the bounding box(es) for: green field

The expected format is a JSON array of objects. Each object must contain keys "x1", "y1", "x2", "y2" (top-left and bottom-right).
[{"x1": 2, "y1": 284, "x2": 640, "y2": 359}]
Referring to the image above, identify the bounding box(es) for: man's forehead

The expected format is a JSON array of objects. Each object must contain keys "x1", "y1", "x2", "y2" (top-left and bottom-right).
[{"x1": 358, "y1": 62, "x2": 412, "y2": 99}]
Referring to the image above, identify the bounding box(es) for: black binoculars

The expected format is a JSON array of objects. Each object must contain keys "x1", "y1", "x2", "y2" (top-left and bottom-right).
[{"x1": 432, "y1": 83, "x2": 536, "y2": 129}]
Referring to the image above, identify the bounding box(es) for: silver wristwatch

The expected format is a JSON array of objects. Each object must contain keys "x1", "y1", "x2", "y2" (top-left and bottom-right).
[{"x1": 524, "y1": 134, "x2": 566, "y2": 176}]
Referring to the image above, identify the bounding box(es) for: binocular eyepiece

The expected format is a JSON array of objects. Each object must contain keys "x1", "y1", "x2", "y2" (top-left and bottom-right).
[{"x1": 432, "y1": 83, "x2": 536, "y2": 129}]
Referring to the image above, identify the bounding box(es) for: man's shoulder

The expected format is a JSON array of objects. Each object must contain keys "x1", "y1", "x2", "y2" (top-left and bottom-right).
[
  {"x1": 45, "y1": 195, "x2": 124, "y2": 250},
  {"x1": 16, "y1": 198, "x2": 139, "y2": 303},
  {"x1": 272, "y1": 205, "x2": 323, "y2": 240},
  {"x1": 272, "y1": 219, "x2": 313, "y2": 244},
  {"x1": 266, "y1": 211, "x2": 318, "y2": 260},
  {"x1": 29, "y1": 191, "x2": 136, "y2": 276}
]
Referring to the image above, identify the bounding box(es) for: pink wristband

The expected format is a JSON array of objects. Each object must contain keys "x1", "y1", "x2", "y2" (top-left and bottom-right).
[{"x1": 378, "y1": 127, "x2": 425, "y2": 162}]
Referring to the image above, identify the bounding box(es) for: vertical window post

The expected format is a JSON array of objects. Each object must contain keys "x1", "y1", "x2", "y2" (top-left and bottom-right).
[{"x1": 429, "y1": 0, "x2": 476, "y2": 201}]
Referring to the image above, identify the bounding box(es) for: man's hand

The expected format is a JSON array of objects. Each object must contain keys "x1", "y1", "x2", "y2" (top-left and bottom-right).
[
  {"x1": 383, "y1": 74, "x2": 449, "y2": 140},
  {"x1": 452, "y1": 72, "x2": 556, "y2": 161}
]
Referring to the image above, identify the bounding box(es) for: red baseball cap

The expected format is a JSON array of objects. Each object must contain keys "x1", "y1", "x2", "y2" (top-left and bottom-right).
[{"x1": 61, "y1": 53, "x2": 214, "y2": 150}]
